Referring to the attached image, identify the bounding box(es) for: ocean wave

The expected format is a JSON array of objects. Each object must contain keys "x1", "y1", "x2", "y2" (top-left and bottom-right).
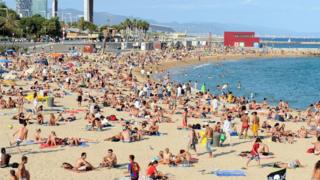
[{"x1": 193, "y1": 63, "x2": 211, "y2": 70}]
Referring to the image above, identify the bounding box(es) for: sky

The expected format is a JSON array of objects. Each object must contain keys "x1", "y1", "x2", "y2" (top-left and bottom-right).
[{"x1": 5, "y1": 0, "x2": 320, "y2": 33}]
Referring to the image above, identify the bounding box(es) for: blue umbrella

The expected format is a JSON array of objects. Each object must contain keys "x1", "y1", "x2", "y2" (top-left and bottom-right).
[
  {"x1": 0, "y1": 59, "x2": 12, "y2": 63},
  {"x1": 6, "y1": 49, "x2": 15, "y2": 53},
  {"x1": 0, "y1": 69, "x2": 8, "y2": 74}
]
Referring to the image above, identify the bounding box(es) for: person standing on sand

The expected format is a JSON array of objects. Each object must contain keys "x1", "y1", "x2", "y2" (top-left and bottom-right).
[
  {"x1": 202, "y1": 123, "x2": 214, "y2": 158},
  {"x1": 251, "y1": 112, "x2": 260, "y2": 138},
  {"x1": 240, "y1": 111, "x2": 250, "y2": 139},
  {"x1": 10, "y1": 122, "x2": 28, "y2": 147},
  {"x1": 223, "y1": 115, "x2": 233, "y2": 146},
  {"x1": 17, "y1": 156, "x2": 30, "y2": 180},
  {"x1": 127, "y1": 155, "x2": 140, "y2": 180},
  {"x1": 182, "y1": 108, "x2": 188, "y2": 128}
]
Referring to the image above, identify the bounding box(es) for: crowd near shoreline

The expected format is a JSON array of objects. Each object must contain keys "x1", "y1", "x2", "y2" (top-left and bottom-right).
[{"x1": 1, "y1": 47, "x2": 320, "y2": 180}]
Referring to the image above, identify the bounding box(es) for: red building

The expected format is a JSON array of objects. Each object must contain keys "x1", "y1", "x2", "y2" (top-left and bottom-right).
[{"x1": 224, "y1": 32, "x2": 260, "y2": 47}]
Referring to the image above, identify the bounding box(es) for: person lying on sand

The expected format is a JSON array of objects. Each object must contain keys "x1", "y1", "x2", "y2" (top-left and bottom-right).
[{"x1": 273, "y1": 159, "x2": 304, "y2": 169}]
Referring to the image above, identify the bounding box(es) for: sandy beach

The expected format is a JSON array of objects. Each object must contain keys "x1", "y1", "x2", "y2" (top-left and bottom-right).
[{"x1": 0, "y1": 49, "x2": 320, "y2": 180}]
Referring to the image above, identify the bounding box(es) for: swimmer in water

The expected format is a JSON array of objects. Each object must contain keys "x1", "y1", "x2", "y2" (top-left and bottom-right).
[{"x1": 237, "y1": 81, "x2": 241, "y2": 89}]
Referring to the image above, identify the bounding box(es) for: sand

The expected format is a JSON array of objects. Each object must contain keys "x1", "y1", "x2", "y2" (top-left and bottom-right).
[{"x1": 0, "y1": 51, "x2": 319, "y2": 180}]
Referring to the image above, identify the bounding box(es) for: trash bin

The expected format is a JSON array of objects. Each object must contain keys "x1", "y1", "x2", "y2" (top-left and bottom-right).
[{"x1": 47, "y1": 97, "x2": 54, "y2": 107}]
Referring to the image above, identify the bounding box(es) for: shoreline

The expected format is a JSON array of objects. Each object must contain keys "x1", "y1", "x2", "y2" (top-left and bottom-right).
[
  {"x1": 133, "y1": 51, "x2": 319, "y2": 82},
  {"x1": 132, "y1": 52, "x2": 319, "y2": 111}
]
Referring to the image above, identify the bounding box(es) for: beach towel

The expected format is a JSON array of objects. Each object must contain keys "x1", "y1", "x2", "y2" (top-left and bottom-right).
[
  {"x1": 40, "y1": 143, "x2": 58, "y2": 149},
  {"x1": 79, "y1": 142, "x2": 89, "y2": 147},
  {"x1": 24, "y1": 140, "x2": 38, "y2": 145},
  {"x1": 307, "y1": 147, "x2": 315, "y2": 153},
  {"x1": 213, "y1": 170, "x2": 246, "y2": 177}
]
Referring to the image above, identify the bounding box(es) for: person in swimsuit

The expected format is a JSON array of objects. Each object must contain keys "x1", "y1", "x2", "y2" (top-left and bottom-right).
[
  {"x1": 240, "y1": 111, "x2": 250, "y2": 139},
  {"x1": 9, "y1": 169, "x2": 18, "y2": 180},
  {"x1": 77, "y1": 91, "x2": 83, "y2": 106},
  {"x1": 251, "y1": 112, "x2": 260, "y2": 138},
  {"x1": 313, "y1": 136, "x2": 320, "y2": 155},
  {"x1": 10, "y1": 122, "x2": 28, "y2": 147},
  {"x1": 312, "y1": 160, "x2": 320, "y2": 180},
  {"x1": 100, "y1": 149, "x2": 117, "y2": 168},
  {"x1": 17, "y1": 156, "x2": 30, "y2": 180},
  {"x1": 182, "y1": 108, "x2": 188, "y2": 128},
  {"x1": 0, "y1": 148, "x2": 11, "y2": 168},
  {"x1": 273, "y1": 160, "x2": 303, "y2": 169},
  {"x1": 74, "y1": 152, "x2": 94, "y2": 171},
  {"x1": 162, "y1": 148, "x2": 174, "y2": 165},
  {"x1": 202, "y1": 123, "x2": 213, "y2": 158}
]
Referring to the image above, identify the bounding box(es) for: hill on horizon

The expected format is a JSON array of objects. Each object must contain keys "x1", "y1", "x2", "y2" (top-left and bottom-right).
[{"x1": 56, "y1": 8, "x2": 320, "y2": 37}]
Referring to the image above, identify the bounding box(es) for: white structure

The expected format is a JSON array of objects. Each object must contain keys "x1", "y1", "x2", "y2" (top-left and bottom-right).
[
  {"x1": 32, "y1": 0, "x2": 48, "y2": 18},
  {"x1": 84, "y1": 0, "x2": 93, "y2": 22},
  {"x1": 52, "y1": 0, "x2": 58, "y2": 17},
  {"x1": 16, "y1": 0, "x2": 32, "y2": 17}
]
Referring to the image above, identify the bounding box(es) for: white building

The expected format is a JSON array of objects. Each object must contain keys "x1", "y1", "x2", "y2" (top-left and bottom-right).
[
  {"x1": 16, "y1": 0, "x2": 32, "y2": 17},
  {"x1": 84, "y1": 0, "x2": 93, "y2": 22}
]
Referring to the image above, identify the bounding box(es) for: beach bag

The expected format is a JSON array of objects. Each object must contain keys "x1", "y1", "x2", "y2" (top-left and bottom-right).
[
  {"x1": 220, "y1": 133, "x2": 226, "y2": 142},
  {"x1": 108, "y1": 115, "x2": 117, "y2": 121},
  {"x1": 307, "y1": 147, "x2": 315, "y2": 153}
]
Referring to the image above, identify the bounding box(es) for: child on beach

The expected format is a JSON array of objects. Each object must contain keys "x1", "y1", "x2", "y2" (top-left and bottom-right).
[
  {"x1": 245, "y1": 138, "x2": 262, "y2": 168},
  {"x1": 127, "y1": 155, "x2": 140, "y2": 180}
]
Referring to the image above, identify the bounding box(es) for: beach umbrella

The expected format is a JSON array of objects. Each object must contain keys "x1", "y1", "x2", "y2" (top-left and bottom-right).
[
  {"x1": 0, "y1": 68, "x2": 8, "y2": 74},
  {"x1": 6, "y1": 49, "x2": 15, "y2": 53},
  {"x1": 0, "y1": 59, "x2": 12, "y2": 63},
  {"x1": 201, "y1": 83, "x2": 206, "y2": 93}
]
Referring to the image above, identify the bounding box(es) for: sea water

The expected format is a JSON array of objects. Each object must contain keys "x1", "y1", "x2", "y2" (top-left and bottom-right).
[{"x1": 159, "y1": 57, "x2": 320, "y2": 109}]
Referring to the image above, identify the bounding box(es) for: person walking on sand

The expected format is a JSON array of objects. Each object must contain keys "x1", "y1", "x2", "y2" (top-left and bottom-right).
[
  {"x1": 245, "y1": 138, "x2": 262, "y2": 168},
  {"x1": 187, "y1": 126, "x2": 198, "y2": 155},
  {"x1": 10, "y1": 122, "x2": 28, "y2": 147}
]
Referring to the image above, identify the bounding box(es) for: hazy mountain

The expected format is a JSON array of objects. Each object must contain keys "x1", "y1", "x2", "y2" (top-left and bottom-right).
[{"x1": 56, "y1": 8, "x2": 320, "y2": 37}]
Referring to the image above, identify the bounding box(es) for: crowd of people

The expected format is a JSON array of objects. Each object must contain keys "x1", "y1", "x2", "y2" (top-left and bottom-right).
[{"x1": 1, "y1": 47, "x2": 320, "y2": 180}]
